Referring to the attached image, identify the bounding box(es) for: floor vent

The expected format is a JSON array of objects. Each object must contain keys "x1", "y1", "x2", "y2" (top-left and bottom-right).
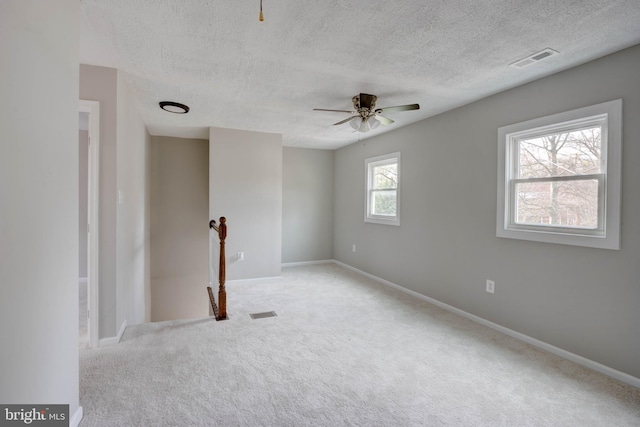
[
  {"x1": 250, "y1": 311, "x2": 277, "y2": 319},
  {"x1": 510, "y1": 48, "x2": 558, "y2": 68}
]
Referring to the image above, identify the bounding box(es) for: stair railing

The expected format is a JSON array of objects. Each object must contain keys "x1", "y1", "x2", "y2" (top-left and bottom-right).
[{"x1": 208, "y1": 217, "x2": 228, "y2": 321}]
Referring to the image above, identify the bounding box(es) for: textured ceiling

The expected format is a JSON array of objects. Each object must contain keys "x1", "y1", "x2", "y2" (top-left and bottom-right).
[{"x1": 79, "y1": 0, "x2": 640, "y2": 149}]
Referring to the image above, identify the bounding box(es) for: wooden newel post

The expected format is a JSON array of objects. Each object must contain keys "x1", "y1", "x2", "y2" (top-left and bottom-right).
[
  {"x1": 208, "y1": 217, "x2": 228, "y2": 321},
  {"x1": 217, "y1": 217, "x2": 227, "y2": 320}
]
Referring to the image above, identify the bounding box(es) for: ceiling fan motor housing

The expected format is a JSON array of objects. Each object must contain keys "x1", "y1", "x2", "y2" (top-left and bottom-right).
[{"x1": 353, "y1": 93, "x2": 377, "y2": 118}]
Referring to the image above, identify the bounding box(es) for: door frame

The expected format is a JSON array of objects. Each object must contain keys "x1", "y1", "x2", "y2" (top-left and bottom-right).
[{"x1": 80, "y1": 100, "x2": 100, "y2": 349}]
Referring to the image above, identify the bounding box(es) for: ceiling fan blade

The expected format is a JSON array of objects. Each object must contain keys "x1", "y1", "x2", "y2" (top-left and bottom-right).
[
  {"x1": 333, "y1": 116, "x2": 358, "y2": 126},
  {"x1": 375, "y1": 114, "x2": 394, "y2": 126},
  {"x1": 313, "y1": 108, "x2": 353, "y2": 113},
  {"x1": 375, "y1": 104, "x2": 420, "y2": 114}
]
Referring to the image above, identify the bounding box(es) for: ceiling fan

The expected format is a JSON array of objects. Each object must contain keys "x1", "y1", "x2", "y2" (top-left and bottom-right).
[{"x1": 314, "y1": 93, "x2": 420, "y2": 133}]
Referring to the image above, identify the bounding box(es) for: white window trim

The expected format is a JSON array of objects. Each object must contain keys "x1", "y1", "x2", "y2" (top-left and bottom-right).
[
  {"x1": 497, "y1": 99, "x2": 622, "y2": 250},
  {"x1": 365, "y1": 152, "x2": 401, "y2": 226}
]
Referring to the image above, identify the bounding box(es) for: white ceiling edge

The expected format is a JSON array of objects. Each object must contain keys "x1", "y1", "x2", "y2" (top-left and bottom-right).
[{"x1": 147, "y1": 126, "x2": 210, "y2": 141}]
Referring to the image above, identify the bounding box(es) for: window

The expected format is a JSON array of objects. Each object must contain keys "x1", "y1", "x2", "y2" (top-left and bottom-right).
[
  {"x1": 366, "y1": 152, "x2": 400, "y2": 226},
  {"x1": 497, "y1": 99, "x2": 622, "y2": 249}
]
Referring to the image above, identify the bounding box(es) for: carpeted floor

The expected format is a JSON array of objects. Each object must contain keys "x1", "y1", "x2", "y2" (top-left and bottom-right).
[{"x1": 79, "y1": 264, "x2": 640, "y2": 426}]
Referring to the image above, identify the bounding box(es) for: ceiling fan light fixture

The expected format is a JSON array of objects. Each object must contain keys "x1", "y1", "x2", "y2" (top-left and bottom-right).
[
  {"x1": 159, "y1": 101, "x2": 189, "y2": 114},
  {"x1": 349, "y1": 116, "x2": 379, "y2": 133},
  {"x1": 349, "y1": 117, "x2": 361, "y2": 130}
]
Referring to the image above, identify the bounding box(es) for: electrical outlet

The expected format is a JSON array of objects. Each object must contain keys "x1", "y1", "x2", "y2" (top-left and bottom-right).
[
  {"x1": 352, "y1": 244, "x2": 356, "y2": 252},
  {"x1": 486, "y1": 280, "x2": 495, "y2": 294}
]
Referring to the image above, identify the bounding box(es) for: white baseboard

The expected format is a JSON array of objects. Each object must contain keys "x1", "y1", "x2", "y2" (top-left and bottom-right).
[
  {"x1": 117, "y1": 319, "x2": 127, "y2": 342},
  {"x1": 69, "y1": 405, "x2": 83, "y2": 427},
  {"x1": 98, "y1": 320, "x2": 128, "y2": 347},
  {"x1": 282, "y1": 259, "x2": 334, "y2": 268},
  {"x1": 333, "y1": 260, "x2": 640, "y2": 389},
  {"x1": 99, "y1": 336, "x2": 117, "y2": 347}
]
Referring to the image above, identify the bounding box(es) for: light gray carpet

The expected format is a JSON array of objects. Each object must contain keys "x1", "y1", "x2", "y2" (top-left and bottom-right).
[{"x1": 79, "y1": 264, "x2": 640, "y2": 426}]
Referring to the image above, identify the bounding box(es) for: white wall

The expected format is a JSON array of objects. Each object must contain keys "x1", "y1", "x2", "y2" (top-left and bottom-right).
[
  {"x1": 116, "y1": 72, "x2": 151, "y2": 326},
  {"x1": 210, "y1": 128, "x2": 282, "y2": 280},
  {"x1": 151, "y1": 136, "x2": 209, "y2": 321},
  {"x1": 334, "y1": 45, "x2": 640, "y2": 379},
  {"x1": 79, "y1": 65, "x2": 119, "y2": 338},
  {"x1": 0, "y1": 0, "x2": 81, "y2": 421},
  {"x1": 282, "y1": 147, "x2": 334, "y2": 263}
]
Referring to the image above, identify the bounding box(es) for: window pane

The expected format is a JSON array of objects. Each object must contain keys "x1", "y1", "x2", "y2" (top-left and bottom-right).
[
  {"x1": 515, "y1": 180, "x2": 599, "y2": 228},
  {"x1": 518, "y1": 126, "x2": 601, "y2": 179},
  {"x1": 372, "y1": 190, "x2": 396, "y2": 216},
  {"x1": 373, "y1": 163, "x2": 397, "y2": 189}
]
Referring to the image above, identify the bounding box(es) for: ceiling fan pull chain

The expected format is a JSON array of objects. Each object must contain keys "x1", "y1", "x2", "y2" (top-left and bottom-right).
[{"x1": 259, "y1": 0, "x2": 264, "y2": 21}]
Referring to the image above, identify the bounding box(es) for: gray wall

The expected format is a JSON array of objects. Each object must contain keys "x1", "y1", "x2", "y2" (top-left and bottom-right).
[
  {"x1": 80, "y1": 65, "x2": 151, "y2": 336},
  {"x1": 148, "y1": 142, "x2": 331, "y2": 318},
  {"x1": 80, "y1": 64, "x2": 119, "y2": 338},
  {"x1": 334, "y1": 45, "x2": 640, "y2": 379},
  {"x1": 210, "y1": 128, "x2": 282, "y2": 280},
  {"x1": 116, "y1": 72, "x2": 151, "y2": 326},
  {"x1": 0, "y1": 0, "x2": 80, "y2": 417},
  {"x1": 282, "y1": 147, "x2": 334, "y2": 263},
  {"x1": 79, "y1": 129, "x2": 89, "y2": 278},
  {"x1": 151, "y1": 137, "x2": 209, "y2": 321}
]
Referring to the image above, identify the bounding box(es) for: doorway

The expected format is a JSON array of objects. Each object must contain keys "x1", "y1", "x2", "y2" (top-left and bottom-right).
[{"x1": 79, "y1": 100, "x2": 100, "y2": 349}]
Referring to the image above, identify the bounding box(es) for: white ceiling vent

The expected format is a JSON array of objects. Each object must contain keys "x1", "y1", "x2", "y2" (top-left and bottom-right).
[{"x1": 510, "y1": 48, "x2": 559, "y2": 68}]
